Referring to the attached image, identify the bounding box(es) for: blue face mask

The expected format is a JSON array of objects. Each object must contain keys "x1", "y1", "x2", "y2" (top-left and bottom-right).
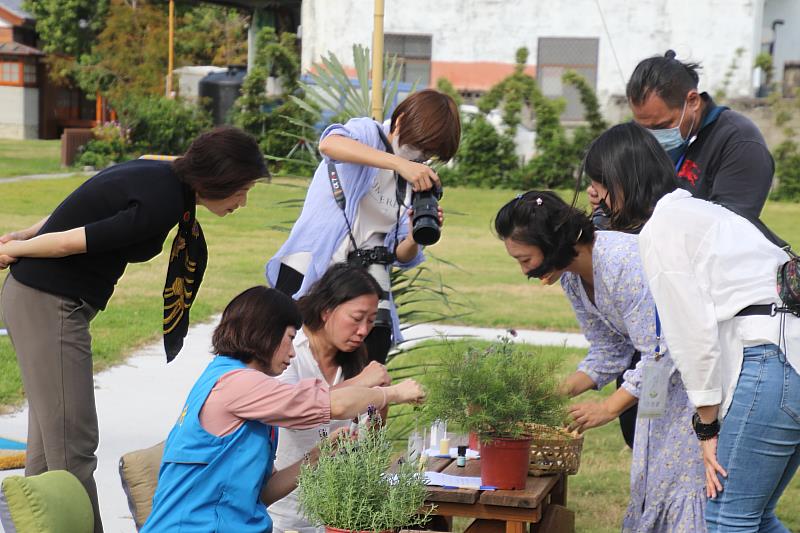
[{"x1": 648, "y1": 101, "x2": 689, "y2": 153}]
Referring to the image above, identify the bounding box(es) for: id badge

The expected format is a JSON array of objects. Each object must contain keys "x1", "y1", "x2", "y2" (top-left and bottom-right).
[{"x1": 638, "y1": 360, "x2": 670, "y2": 418}]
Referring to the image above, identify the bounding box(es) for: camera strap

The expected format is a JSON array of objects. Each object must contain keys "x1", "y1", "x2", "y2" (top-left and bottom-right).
[
  {"x1": 325, "y1": 123, "x2": 404, "y2": 259},
  {"x1": 326, "y1": 160, "x2": 359, "y2": 252}
]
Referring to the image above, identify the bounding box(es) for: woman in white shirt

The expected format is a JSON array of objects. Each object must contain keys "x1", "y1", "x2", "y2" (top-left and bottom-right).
[
  {"x1": 590, "y1": 122, "x2": 800, "y2": 532},
  {"x1": 269, "y1": 263, "x2": 392, "y2": 533}
]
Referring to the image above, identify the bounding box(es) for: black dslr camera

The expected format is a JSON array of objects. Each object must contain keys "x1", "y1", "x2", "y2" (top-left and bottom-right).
[
  {"x1": 411, "y1": 185, "x2": 443, "y2": 246},
  {"x1": 347, "y1": 246, "x2": 395, "y2": 268}
]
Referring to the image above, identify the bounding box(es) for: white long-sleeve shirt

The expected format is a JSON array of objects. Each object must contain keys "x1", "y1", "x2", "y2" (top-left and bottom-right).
[{"x1": 639, "y1": 189, "x2": 800, "y2": 418}]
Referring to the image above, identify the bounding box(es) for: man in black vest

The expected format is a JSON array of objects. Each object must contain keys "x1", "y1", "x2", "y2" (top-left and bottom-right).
[{"x1": 588, "y1": 50, "x2": 779, "y2": 449}]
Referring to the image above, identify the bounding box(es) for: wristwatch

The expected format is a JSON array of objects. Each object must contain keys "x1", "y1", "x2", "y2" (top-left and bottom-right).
[{"x1": 692, "y1": 413, "x2": 720, "y2": 441}]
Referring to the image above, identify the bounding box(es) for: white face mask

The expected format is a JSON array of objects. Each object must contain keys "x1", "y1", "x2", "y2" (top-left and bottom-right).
[{"x1": 391, "y1": 136, "x2": 426, "y2": 161}]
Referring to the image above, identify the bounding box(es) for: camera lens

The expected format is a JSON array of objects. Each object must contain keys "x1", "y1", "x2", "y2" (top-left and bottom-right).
[{"x1": 412, "y1": 189, "x2": 442, "y2": 246}]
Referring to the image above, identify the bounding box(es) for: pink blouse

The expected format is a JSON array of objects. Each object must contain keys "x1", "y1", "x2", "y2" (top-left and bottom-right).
[{"x1": 199, "y1": 368, "x2": 331, "y2": 437}]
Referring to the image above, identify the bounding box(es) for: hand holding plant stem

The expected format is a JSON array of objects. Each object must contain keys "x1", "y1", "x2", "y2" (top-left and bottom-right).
[{"x1": 388, "y1": 379, "x2": 426, "y2": 405}]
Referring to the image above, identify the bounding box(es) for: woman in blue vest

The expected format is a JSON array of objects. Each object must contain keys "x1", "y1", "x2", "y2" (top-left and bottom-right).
[{"x1": 141, "y1": 286, "x2": 425, "y2": 532}]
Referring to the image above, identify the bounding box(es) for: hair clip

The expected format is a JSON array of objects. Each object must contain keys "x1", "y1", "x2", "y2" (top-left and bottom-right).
[
  {"x1": 535, "y1": 197, "x2": 543, "y2": 206},
  {"x1": 515, "y1": 193, "x2": 524, "y2": 200}
]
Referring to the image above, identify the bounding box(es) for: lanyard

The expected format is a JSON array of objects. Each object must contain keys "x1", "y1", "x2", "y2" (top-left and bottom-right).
[{"x1": 654, "y1": 307, "x2": 663, "y2": 361}]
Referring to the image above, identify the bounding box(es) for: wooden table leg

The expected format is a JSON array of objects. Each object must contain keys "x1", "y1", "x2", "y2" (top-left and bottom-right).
[
  {"x1": 549, "y1": 474, "x2": 568, "y2": 506},
  {"x1": 505, "y1": 520, "x2": 525, "y2": 533}
]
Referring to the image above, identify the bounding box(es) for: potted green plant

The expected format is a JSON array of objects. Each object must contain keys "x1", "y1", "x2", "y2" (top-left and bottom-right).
[
  {"x1": 423, "y1": 339, "x2": 568, "y2": 489},
  {"x1": 297, "y1": 410, "x2": 432, "y2": 533}
]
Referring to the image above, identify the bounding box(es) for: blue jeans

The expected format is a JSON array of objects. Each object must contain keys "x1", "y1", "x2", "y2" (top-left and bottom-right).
[{"x1": 706, "y1": 344, "x2": 800, "y2": 532}]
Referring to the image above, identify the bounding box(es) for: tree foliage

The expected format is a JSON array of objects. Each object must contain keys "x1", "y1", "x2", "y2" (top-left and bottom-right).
[
  {"x1": 23, "y1": 0, "x2": 107, "y2": 56},
  {"x1": 175, "y1": 4, "x2": 248, "y2": 67},
  {"x1": 23, "y1": 0, "x2": 108, "y2": 83},
  {"x1": 230, "y1": 27, "x2": 314, "y2": 173},
  {"x1": 28, "y1": 0, "x2": 249, "y2": 97},
  {"x1": 74, "y1": 0, "x2": 168, "y2": 100}
]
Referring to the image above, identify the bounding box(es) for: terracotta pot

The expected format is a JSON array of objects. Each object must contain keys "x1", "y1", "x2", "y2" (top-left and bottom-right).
[
  {"x1": 468, "y1": 431, "x2": 481, "y2": 452},
  {"x1": 479, "y1": 436, "x2": 532, "y2": 490},
  {"x1": 325, "y1": 526, "x2": 391, "y2": 533}
]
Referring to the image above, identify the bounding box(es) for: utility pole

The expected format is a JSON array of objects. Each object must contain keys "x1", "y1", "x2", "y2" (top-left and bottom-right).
[
  {"x1": 370, "y1": 0, "x2": 385, "y2": 120},
  {"x1": 166, "y1": 0, "x2": 175, "y2": 98}
]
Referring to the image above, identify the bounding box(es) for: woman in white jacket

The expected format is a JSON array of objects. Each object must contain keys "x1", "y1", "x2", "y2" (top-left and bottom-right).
[{"x1": 589, "y1": 121, "x2": 800, "y2": 532}]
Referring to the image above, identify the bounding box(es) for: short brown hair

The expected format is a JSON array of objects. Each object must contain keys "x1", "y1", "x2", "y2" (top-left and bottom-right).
[
  {"x1": 390, "y1": 89, "x2": 461, "y2": 161},
  {"x1": 212, "y1": 286, "x2": 302, "y2": 367},
  {"x1": 173, "y1": 126, "x2": 268, "y2": 200}
]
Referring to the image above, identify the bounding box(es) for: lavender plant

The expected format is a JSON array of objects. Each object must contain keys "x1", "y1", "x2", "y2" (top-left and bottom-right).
[{"x1": 297, "y1": 412, "x2": 432, "y2": 532}]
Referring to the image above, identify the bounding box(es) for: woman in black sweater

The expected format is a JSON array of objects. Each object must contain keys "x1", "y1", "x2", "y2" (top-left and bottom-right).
[{"x1": 0, "y1": 126, "x2": 266, "y2": 533}]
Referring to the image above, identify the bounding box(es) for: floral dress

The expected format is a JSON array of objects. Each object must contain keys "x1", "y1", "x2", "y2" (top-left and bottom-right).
[{"x1": 560, "y1": 231, "x2": 706, "y2": 532}]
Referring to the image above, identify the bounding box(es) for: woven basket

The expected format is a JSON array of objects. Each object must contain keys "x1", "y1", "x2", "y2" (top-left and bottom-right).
[{"x1": 524, "y1": 424, "x2": 584, "y2": 476}]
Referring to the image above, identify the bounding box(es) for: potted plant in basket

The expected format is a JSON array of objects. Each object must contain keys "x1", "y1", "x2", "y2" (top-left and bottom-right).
[
  {"x1": 423, "y1": 338, "x2": 568, "y2": 490},
  {"x1": 297, "y1": 410, "x2": 432, "y2": 533}
]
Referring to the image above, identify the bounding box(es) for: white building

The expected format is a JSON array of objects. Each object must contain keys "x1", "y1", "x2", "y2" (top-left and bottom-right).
[{"x1": 300, "y1": 0, "x2": 800, "y2": 121}]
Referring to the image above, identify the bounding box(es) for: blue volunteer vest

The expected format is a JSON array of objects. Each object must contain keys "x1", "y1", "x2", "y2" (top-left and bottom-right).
[{"x1": 142, "y1": 356, "x2": 278, "y2": 533}]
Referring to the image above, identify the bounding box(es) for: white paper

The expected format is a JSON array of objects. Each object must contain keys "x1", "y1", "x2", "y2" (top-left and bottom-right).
[{"x1": 423, "y1": 471, "x2": 484, "y2": 489}]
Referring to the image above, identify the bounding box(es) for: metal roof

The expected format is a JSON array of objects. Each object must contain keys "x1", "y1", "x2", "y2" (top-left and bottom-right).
[{"x1": 0, "y1": 41, "x2": 43, "y2": 56}]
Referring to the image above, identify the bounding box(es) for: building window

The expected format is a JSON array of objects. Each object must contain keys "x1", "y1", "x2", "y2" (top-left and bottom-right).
[
  {"x1": 385, "y1": 34, "x2": 432, "y2": 87},
  {"x1": 536, "y1": 37, "x2": 599, "y2": 121},
  {"x1": 0, "y1": 61, "x2": 21, "y2": 85},
  {"x1": 23, "y1": 61, "x2": 37, "y2": 85}
]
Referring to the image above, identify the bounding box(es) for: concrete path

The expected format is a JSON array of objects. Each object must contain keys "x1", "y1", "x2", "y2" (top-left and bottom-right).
[{"x1": 0, "y1": 319, "x2": 587, "y2": 532}]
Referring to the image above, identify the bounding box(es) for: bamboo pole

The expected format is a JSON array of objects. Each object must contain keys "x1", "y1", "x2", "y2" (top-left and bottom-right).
[
  {"x1": 370, "y1": 0, "x2": 385, "y2": 120},
  {"x1": 166, "y1": 0, "x2": 175, "y2": 98}
]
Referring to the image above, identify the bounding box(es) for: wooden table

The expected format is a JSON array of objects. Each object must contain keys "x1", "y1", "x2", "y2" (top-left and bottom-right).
[{"x1": 422, "y1": 457, "x2": 574, "y2": 533}]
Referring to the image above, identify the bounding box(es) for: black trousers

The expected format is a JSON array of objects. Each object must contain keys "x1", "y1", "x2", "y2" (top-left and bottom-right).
[
  {"x1": 274, "y1": 263, "x2": 392, "y2": 364},
  {"x1": 615, "y1": 350, "x2": 641, "y2": 449}
]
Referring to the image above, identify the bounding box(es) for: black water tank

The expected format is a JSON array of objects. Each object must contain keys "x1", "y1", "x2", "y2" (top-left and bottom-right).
[{"x1": 198, "y1": 66, "x2": 247, "y2": 125}]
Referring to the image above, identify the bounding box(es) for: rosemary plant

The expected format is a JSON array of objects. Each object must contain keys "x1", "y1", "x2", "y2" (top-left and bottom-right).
[
  {"x1": 297, "y1": 416, "x2": 431, "y2": 532},
  {"x1": 423, "y1": 338, "x2": 568, "y2": 439}
]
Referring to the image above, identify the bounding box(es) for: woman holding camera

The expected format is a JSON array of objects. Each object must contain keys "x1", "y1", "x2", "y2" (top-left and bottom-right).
[
  {"x1": 270, "y1": 263, "x2": 392, "y2": 533},
  {"x1": 494, "y1": 185, "x2": 706, "y2": 532},
  {"x1": 266, "y1": 89, "x2": 460, "y2": 363},
  {"x1": 142, "y1": 286, "x2": 424, "y2": 532},
  {"x1": 589, "y1": 122, "x2": 800, "y2": 532}
]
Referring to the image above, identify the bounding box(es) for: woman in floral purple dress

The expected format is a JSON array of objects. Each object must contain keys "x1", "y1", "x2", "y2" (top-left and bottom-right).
[{"x1": 495, "y1": 190, "x2": 705, "y2": 532}]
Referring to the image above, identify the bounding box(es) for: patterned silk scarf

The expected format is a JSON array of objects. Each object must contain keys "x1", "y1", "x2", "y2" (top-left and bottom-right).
[{"x1": 163, "y1": 184, "x2": 207, "y2": 361}]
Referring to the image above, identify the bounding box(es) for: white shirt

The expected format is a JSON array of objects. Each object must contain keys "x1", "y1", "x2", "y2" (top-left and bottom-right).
[
  {"x1": 330, "y1": 167, "x2": 411, "y2": 264},
  {"x1": 268, "y1": 328, "x2": 352, "y2": 533},
  {"x1": 639, "y1": 189, "x2": 800, "y2": 418}
]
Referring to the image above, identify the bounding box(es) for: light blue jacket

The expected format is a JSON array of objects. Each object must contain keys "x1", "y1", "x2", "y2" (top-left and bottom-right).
[{"x1": 266, "y1": 117, "x2": 425, "y2": 343}]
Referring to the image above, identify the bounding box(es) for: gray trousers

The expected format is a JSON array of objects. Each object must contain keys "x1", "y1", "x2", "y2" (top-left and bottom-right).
[{"x1": 1, "y1": 274, "x2": 103, "y2": 533}]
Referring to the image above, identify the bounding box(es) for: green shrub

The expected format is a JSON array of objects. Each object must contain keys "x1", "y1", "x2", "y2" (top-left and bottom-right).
[
  {"x1": 439, "y1": 114, "x2": 519, "y2": 188},
  {"x1": 297, "y1": 417, "x2": 431, "y2": 532},
  {"x1": 77, "y1": 121, "x2": 130, "y2": 169},
  {"x1": 116, "y1": 95, "x2": 212, "y2": 156},
  {"x1": 772, "y1": 140, "x2": 800, "y2": 201},
  {"x1": 230, "y1": 28, "x2": 316, "y2": 175},
  {"x1": 423, "y1": 338, "x2": 568, "y2": 438},
  {"x1": 445, "y1": 48, "x2": 607, "y2": 190}
]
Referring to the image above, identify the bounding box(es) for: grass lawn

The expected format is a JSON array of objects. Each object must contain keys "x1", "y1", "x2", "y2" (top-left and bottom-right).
[
  {"x1": 0, "y1": 139, "x2": 64, "y2": 178},
  {"x1": 1, "y1": 174, "x2": 799, "y2": 531}
]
